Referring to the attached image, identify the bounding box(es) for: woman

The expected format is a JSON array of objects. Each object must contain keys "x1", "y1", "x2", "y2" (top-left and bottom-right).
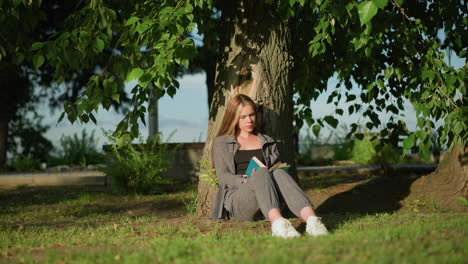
[{"x1": 210, "y1": 94, "x2": 328, "y2": 238}]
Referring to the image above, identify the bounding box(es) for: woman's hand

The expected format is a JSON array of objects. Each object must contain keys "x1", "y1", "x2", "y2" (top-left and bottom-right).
[{"x1": 242, "y1": 169, "x2": 255, "y2": 183}]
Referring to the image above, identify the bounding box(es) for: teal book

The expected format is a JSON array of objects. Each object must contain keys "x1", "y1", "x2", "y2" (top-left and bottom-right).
[{"x1": 245, "y1": 156, "x2": 290, "y2": 178}]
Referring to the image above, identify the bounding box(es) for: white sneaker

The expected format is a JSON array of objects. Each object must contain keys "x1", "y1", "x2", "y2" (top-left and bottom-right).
[
  {"x1": 271, "y1": 218, "x2": 301, "y2": 238},
  {"x1": 306, "y1": 216, "x2": 329, "y2": 236}
]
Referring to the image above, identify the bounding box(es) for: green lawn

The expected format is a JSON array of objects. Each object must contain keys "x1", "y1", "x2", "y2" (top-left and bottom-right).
[{"x1": 0, "y1": 185, "x2": 466, "y2": 263}]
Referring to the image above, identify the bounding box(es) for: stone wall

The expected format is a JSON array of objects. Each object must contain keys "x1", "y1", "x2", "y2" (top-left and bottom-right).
[{"x1": 163, "y1": 143, "x2": 204, "y2": 181}]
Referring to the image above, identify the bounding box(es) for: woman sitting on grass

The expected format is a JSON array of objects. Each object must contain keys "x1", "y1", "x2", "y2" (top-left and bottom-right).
[{"x1": 210, "y1": 94, "x2": 328, "y2": 238}]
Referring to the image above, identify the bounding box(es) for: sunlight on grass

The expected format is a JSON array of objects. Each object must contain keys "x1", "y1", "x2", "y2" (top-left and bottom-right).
[{"x1": 0, "y1": 186, "x2": 466, "y2": 263}]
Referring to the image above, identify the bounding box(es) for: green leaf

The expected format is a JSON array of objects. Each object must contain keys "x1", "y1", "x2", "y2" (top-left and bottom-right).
[
  {"x1": 185, "y1": 3, "x2": 194, "y2": 13},
  {"x1": 387, "y1": 105, "x2": 399, "y2": 114},
  {"x1": 348, "y1": 105, "x2": 355, "y2": 115},
  {"x1": 57, "y1": 112, "x2": 66, "y2": 124},
  {"x1": 130, "y1": 123, "x2": 139, "y2": 138},
  {"x1": 456, "y1": 196, "x2": 468, "y2": 206},
  {"x1": 419, "y1": 142, "x2": 431, "y2": 160},
  {"x1": 89, "y1": 113, "x2": 97, "y2": 124},
  {"x1": 384, "y1": 67, "x2": 394, "y2": 79},
  {"x1": 422, "y1": 70, "x2": 435, "y2": 81},
  {"x1": 125, "y1": 16, "x2": 139, "y2": 26},
  {"x1": 112, "y1": 93, "x2": 120, "y2": 103},
  {"x1": 127, "y1": 68, "x2": 144, "y2": 82},
  {"x1": 95, "y1": 39, "x2": 105, "y2": 52},
  {"x1": 16, "y1": 53, "x2": 25, "y2": 63},
  {"x1": 138, "y1": 72, "x2": 152, "y2": 88},
  {"x1": 346, "y1": 94, "x2": 356, "y2": 102},
  {"x1": 417, "y1": 130, "x2": 428, "y2": 141},
  {"x1": 324, "y1": 116, "x2": 339, "y2": 128},
  {"x1": 181, "y1": 59, "x2": 189, "y2": 69},
  {"x1": 167, "y1": 85, "x2": 177, "y2": 98},
  {"x1": 372, "y1": 0, "x2": 388, "y2": 9},
  {"x1": 417, "y1": 117, "x2": 425, "y2": 127},
  {"x1": 395, "y1": 67, "x2": 402, "y2": 81},
  {"x1": 312, "y1": 125, "x2": 321, "y2": 137},
  {"x1": 136, "y1": 23, "x2": 150, "y2": 34},
  {"x1": 394, "y1": 0, "x2": 404, "y2": 5},
  {"x1": 377, "y1": 79, "x2": 385, "y2": 88},
  {"x1": 33, "y1": 54, "x2": 45, "y2": 68},
  {"x1": 352, "y1": 37, "x2": 367, "y2": 51},
  {"x1": 31, "y1": 42, "x2": 45, "y2": 51},
  {"x1": 336, "y1": 109, "x2": 344, "y2": 115},
  {"x1": 365, "y1": 47, "x2": 372, "y2": 57},
  {"x1": 402, "y1": 136, "x2": 414, "y2": 153},
  {"x1": 357, "y1": 1, "x2": 378, "y2": 25},
  {"x1": 446, "y1": 74, "x2": 456, "y2": 85},
  {"x1": 80, "y1": 114, "x2": 89, "y2": 123},
  {"x1": 433, "y1": 58, "x2": 443, "y2": 69}
]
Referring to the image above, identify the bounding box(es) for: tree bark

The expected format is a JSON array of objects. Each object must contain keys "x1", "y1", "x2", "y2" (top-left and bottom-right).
[
  {"x1": 197, "y1": 1, "x2": 296, "y2": 215},
  {"x1": 0, "y1": 119, "x2": 8, "y2": 167},
  {"x1": 0, "y1": 62, "x2": 30, "y2": 167},
  {"x1": 410, "y1": 144, "x2": 468, "y2": 211}
]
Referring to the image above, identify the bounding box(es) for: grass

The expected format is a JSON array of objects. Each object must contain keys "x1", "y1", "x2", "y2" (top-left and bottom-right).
[{"x1": 0, "y1": 185, "x2": 466, "y2": 263}]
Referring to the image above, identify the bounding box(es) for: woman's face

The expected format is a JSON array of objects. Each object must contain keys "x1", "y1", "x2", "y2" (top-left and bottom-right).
[{"x1": 237, "y1": 104, "x2": 256, "y2": 133}]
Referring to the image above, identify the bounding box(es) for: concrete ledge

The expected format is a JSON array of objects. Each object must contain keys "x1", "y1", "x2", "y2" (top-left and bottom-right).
[{"x1": 0, "y1": 171, "x2": 106, "y2": 187}]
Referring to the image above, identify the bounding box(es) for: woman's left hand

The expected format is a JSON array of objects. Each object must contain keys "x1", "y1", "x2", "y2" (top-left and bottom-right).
[{"x1": 242, "y1": 174, "x2": 248, "y2": 183}]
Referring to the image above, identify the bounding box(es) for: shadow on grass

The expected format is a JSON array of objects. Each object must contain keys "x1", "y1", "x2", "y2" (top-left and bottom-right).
[
  {"x1": 0, "y1": 185, "x2": 191, "y2": 228},
  {"x1": 0, "y1": 186, "x2": 108, "y2": 207},
  {"x1": 300, "y1": 174, "x2": 375, "y2": 190},
  {"x1": 313, "y1": 174, "x2": 422, "y2": 231}
]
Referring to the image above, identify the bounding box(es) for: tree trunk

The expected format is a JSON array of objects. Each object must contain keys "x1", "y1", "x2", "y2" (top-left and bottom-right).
[
  {"x1": 0, "y1": 62, "x2": 30, "y2": 167},
  {"x1": 0, "y1": 118, "x2": 8, "y2": 167},
  {"x1": 410, "y1": 144, "x2": 468, "y2": 211},
  {"x1": 197, "y1": 1, "x2": 296, "y2": 215}
]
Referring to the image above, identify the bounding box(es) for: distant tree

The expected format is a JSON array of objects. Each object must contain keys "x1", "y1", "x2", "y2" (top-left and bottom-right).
[
  {"x1": 0, "y1": 63, "x2": 30, "y2": 166},
  {"x1": 7, "y1": 103, "x2": 54, "y2": 163},
  {"x1": 0, "y1": 1, "x2": 134, "y2": 166},
  {"x1": 15, "y1": 0, "x2": 466, "y2": 211}
]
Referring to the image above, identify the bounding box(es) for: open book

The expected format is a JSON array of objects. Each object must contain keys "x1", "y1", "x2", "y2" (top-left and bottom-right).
[{"x1": 245, "y1": 156, "x2": 290, "y2": 178}]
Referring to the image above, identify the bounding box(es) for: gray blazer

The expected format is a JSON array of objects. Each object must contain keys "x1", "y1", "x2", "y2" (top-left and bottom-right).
[{"x1": 210, "y1": 132, "x2": 281, "y2": 220}]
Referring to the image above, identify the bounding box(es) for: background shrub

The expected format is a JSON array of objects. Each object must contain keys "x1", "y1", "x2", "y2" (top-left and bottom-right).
[
  {"x1": 351, "y1": 138, "x2": 377, "y2": 165},
  {"x1": 103, "y1": 133, "x2": 178, "y2": 194},
  {"x1": 373, "y1": 143, "x2": 401, "y2": 165},
  {"x1": 11, "y1": 156, "x2": 42, "y2": 171},
  {"x1": 49, "y1": 130, "x2": 106, "y2": 166},
  {"x1": 351, "y1": 137, "x2": 402, "y2": 165}
]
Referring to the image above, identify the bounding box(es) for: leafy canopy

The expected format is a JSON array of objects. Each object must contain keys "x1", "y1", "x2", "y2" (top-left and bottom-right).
[
  {"x1": 288, "y1": 0, "x2": 466, "y2": 158},
  {"x1": 3, "y1": 0, "x2": 466, "y2": 158}
]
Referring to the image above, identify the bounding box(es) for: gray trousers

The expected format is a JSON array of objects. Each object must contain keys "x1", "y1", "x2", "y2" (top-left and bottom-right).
[{"x1": 225, "y1": 167, "x2": 312, "y2": 221}]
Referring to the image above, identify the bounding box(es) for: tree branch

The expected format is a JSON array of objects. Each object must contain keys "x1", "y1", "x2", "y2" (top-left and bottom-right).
[
  {"x1": 436, "y1": 82, "x2": 460, "y2": 110},
  {"x1": 391, "y1": 0, "x2": 412, "y2": 22}
]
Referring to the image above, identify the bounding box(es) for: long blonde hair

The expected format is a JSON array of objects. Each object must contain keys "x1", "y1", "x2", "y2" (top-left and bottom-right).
[
  {"x1": 216, "y1": 94, "x2": 257, "y2": 137},
  {"x1": 210, "y1": 94, "x2": 257, "y2": 170}
]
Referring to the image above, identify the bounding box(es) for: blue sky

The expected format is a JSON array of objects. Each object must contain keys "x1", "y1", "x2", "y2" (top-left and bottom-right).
[{"x1": 39, "y1": 73, "x2": 209, "y2": 150}]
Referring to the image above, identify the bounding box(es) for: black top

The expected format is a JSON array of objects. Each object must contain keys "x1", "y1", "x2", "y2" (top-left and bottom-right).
[{"x1": 234, "y1": 149, "x2": 265, "y2": 175}]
